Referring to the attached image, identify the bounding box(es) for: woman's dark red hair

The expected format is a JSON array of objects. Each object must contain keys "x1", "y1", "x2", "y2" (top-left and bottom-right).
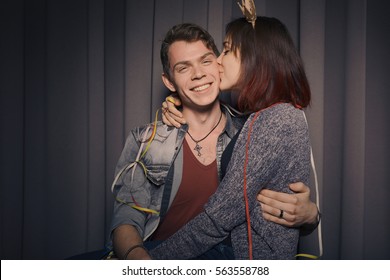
[{"x1": 226, "y1": 17, "x2": 311, "y2": 113}]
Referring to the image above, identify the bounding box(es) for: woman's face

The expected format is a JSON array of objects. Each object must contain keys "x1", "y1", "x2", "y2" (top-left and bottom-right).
[{"x1": 217, "y1": 38, "x2": 241, "y2": 92}]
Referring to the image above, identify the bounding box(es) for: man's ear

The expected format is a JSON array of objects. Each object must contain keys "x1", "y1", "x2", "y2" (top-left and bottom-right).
[{"x1": 162, "y1": 73, "x2": 176, "y2": 92}]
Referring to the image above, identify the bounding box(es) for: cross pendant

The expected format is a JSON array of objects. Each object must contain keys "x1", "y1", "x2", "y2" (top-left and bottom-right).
[{"x1": 194, "y1": 143, "x2": 202, "y2": 156}]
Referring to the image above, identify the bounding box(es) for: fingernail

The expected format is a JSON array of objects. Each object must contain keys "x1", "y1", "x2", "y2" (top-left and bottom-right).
[{"x1": 166, "y1": 96, "x2": 176, "y2": 104}]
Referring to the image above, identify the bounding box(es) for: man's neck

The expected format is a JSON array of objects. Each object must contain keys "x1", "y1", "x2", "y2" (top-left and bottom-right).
[
  {"x1": 182, "y1": 101, "x2": 225, "y2": 165},
  {"x1": 182, "y1": 102, "x2": 223, "y2": 134}
]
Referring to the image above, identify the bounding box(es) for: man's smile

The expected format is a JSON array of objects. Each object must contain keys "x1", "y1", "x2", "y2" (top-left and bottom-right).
[{"x1": 191, "y1": 83, "x2": 212, "y2": 92}]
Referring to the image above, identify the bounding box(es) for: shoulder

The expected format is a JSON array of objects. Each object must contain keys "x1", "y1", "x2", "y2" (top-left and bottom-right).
[
  {"x1": 124, "y1": 122, "x2": 183, "y2": 167},
  {"x1": 252, "y1": 103, "x2": 305, "y2": 126},
  {"x1": 129, "y1": 121, "x2": 180, "y2": 143},
  {"x1": 222, "y1": 104, "x2": 247, "y2": 133},
  {"x1": 261, "y1": 103, "x2": 302, "y2": 117},
  {"x1": 245, "y1": 103, "x2": 308, "y2": 141}
]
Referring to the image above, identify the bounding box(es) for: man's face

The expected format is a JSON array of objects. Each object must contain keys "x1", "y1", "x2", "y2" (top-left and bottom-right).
[{"x1": 162, "y1": 40, "x2": 220, "y2": 110}]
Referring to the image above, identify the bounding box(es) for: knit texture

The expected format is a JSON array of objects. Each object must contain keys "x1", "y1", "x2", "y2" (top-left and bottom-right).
[{"x1": 149, "y1": 103, "x2": 311, "y2": 259}]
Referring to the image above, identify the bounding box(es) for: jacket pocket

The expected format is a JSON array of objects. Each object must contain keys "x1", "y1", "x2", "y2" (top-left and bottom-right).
[{"x1": 146, "y1": 164, "x2": 170, "y2": 186}]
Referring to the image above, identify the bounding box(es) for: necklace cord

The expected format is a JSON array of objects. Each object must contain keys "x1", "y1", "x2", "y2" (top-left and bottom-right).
[
  {"x1": 186, "y1": 111, "x2": 223, "y2": 157},
  {"x1": 186, "y1": 111, "x2": 223, "y2": 143}
]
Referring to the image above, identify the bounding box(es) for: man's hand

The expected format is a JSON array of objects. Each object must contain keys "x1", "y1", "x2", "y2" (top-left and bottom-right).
[
  {"x1": 257, "y1": 182, "x2": 318, "y2": 227},
  {"x1": 162, "y1": 95, "x2": 186, "y2": 128}
]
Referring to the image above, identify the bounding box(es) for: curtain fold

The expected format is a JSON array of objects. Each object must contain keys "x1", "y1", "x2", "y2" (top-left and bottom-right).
[{"x1": 1, "y1": 0, "x2": 389, "y2": 259}]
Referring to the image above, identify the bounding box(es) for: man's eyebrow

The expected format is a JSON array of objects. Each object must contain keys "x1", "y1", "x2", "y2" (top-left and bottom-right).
[
  {"x1": 200, "y1": 52, "x2": 216, "y2": 59},
  {"x1": 172, "y1": 60, "x2": 190, "y2": 70},
  {"x1": 172, "y1": 51, "x2": 215, "y2": 70}
]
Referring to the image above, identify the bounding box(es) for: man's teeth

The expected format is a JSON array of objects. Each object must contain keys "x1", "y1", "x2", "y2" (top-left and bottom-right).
[{"x1": 193, "y1": 84, "x2": 210, "y2": 92}]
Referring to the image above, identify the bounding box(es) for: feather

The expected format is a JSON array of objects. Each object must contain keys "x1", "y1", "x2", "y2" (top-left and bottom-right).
[{"x1": 237, "y1": 0, "x2": 257, "y2": 29}]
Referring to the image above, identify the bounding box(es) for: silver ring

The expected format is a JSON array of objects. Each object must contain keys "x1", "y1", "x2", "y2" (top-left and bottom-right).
[{"x1": 279, "y1": 209, "x2": 284, "y2": 218}]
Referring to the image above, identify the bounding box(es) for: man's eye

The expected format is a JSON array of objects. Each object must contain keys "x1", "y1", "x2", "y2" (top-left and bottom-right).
[
  {"x1": 202, "y1": 60, "x2": 212, "y2": 65},
  {"x1": 177, "y1": 66, "x2": 188, "y2": 73}
]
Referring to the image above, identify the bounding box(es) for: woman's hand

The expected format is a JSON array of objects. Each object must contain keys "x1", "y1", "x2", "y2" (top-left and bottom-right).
[
  {"x1": 161, "y1": 95, "x2": 186, "y2": 128},
  {"x1": 257, "y1": 182, "x2": 319, "y2": 227}
]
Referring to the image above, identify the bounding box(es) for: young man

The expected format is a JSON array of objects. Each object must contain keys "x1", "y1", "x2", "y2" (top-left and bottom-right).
[{"x1": 109, "y1": 23, "x2": 319, "y2": 260}]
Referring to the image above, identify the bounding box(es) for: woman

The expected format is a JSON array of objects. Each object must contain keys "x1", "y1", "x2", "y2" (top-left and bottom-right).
[{"x1": 150, "y1": 16, "x2": 312, "y2": 260}]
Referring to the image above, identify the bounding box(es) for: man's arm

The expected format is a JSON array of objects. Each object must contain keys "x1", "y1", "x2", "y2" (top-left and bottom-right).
[
  {"x1": 112, "y1": 224, "x2": 151, "y2": 260},
  {"x1": 257, "y1": 182, "x2": 319, "y2": 229}
]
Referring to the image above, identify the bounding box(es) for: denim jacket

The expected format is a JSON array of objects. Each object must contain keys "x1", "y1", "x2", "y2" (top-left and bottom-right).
[{"x1": 109, "y1": 105, "x2": 244, "y2": 245}]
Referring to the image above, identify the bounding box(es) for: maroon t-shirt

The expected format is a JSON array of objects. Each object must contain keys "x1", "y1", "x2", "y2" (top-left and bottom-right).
[{"x1": 152, "y1": 139, "x2": 218, "y2": 240}]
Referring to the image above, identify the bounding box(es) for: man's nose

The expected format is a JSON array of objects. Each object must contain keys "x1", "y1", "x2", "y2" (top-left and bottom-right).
[{"x1": 191, "y1": 66, "x2": 206, "y2": 80}]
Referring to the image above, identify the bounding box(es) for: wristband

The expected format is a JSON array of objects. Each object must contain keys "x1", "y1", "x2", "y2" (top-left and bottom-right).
[{"x1": 123, "y1": 244, "x2": 146, "y2": 260}]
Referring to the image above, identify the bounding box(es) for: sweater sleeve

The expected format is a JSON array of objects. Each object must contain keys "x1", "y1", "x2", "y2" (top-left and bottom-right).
[{"x1": 149, "y1": 104, "x2": 309, "y2": 259}]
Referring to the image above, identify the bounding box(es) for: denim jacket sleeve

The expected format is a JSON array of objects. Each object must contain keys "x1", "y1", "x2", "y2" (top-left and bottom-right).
[{"x1": 109, "y1": 123, "x2": 179, "y2": 240}]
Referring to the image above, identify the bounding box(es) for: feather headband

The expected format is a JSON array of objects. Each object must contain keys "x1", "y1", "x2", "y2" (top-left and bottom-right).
[{"x1": 237, "y1": 0, "x2": 257, "y2": 29}]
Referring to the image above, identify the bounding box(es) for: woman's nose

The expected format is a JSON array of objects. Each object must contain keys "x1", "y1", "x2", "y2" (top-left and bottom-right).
[{"x1": 217, "y1": 53, "x2": 222, "y2": 64}]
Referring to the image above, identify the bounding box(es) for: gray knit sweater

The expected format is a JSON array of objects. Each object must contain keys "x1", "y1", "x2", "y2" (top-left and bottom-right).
[{"x1": 149, "y1": 103, "x2": 311, "y2": 259}]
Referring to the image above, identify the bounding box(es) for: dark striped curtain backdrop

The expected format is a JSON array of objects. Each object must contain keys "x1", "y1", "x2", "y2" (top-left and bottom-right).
[{"x1": 1, "y1": 0, "x2": 389, "y2": 259}]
